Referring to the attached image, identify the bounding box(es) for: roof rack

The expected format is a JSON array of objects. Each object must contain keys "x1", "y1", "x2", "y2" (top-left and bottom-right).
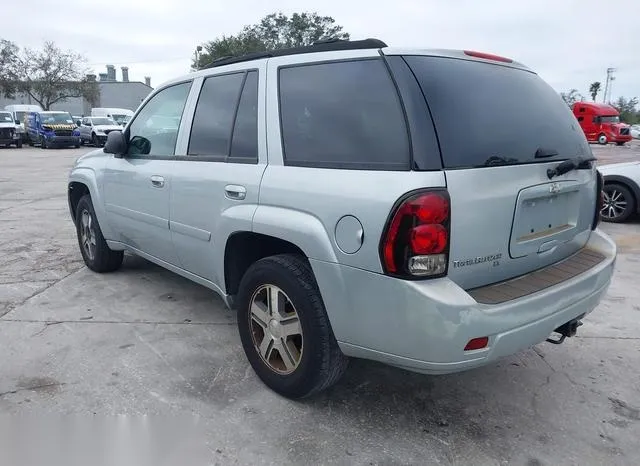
[{"x1": 205, "y1": 38, "x2": 387, "y2": 69}]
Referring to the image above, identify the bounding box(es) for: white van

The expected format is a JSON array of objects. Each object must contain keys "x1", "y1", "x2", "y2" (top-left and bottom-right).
[
  {"x1": 91, "y1": 108, "x2": 134, "y2": 127},
  {"x1": 5, "y1": 104, "x2": 43, "y2": 142}
]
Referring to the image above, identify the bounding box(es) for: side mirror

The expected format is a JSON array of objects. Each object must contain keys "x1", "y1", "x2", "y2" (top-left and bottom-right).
[
  {"x1": 15, "y1": 120, "x2": 20, "y2": 125},
  {"x1": 104, "y1": 130, "x2": 127, "y2": 157},
  {"x1": 76, "y1": 120, "x2": 81, "y2": 127}
]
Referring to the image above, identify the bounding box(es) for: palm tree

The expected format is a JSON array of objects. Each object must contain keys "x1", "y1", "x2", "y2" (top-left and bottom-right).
[{"x1": 589, "y1": 82, "x2": 601, "y2": 102}]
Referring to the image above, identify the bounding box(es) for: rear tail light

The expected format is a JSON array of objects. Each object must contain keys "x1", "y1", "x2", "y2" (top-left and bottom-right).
[
  {"x1": 380, "y1": 189, "x2": 450, "y2": 279},
  {"x1": 592, "y1": 170, "x2": 604, "y2": 230}
]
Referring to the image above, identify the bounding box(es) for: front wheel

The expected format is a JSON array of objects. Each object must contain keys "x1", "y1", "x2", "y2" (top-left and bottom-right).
[
  {"x1": 16, "y1": 140, "x2": 22, "y2": 148},
  {"x1": 601, "y1": 183, "x2": 635, "y2": 223},
  {"x1": 236, "y1": 254, "x2": 348, "y2": 399},
  {"x1": 75, "y1": 195, "x2": 124, "y2": 272},
  {"x1": 598, "y1": 134, "x2": 608, "y2": 145}
]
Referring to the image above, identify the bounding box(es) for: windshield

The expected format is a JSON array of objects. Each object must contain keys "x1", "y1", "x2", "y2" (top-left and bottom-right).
[
  {"x1": 0, "y1": 112, "x2": 13, "y2": 122},
  {"x1": 599, "y1": 115, "x2": 620, "y2": 124},
  {"x1": 41, "y1": 113, "x2": 73, "y2": 124},
  {"x1": 404, "y1": 56, "x2": 590, "y2": 168},
  {"x1": 91, "y1": 117, "x2": 116, "y2": 125},
  {"x1": 111, "y1": 114, "x2": 130, "y2": 124}
]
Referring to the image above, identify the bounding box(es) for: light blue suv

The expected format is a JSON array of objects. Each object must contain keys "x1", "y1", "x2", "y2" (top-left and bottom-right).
[{"x1": 68, "y1": 39, "x2": 617, "y2": 398}]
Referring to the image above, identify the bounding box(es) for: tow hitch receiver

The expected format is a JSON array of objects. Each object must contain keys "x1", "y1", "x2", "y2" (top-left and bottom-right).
[{"x1": 546, "y1": 317, "x2": 584, "y2": 345}]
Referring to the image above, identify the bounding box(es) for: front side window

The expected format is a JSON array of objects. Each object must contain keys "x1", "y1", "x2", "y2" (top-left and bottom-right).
[
  {"x1": 599, "y1": 115, "x2": 620, "y2": 124},
  {"x1": 0, "y1": 112, "x2": 13, "y2": 122},
  {"x1": 127, "y1": 81, "x2": 192, "y2": 156},
  {"x1": 188, "y1": 72, "x2": 245, "y2": 157},
  {"x1": 278, "y1": 59, "x2": 410, "y2": 170}
]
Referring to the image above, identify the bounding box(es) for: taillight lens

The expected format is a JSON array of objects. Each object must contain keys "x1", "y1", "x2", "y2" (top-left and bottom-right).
[
  {"x1": 592, "y1": 170, "x2": 604, "y2": 230},
  {"x1": 380, "y1": 190, "x2": 450, "y2": 278}
]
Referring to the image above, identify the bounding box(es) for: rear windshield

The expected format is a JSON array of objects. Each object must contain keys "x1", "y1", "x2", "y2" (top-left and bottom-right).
[{"x1": 404, "y1": 56, "x2": 590, "y2": 169}]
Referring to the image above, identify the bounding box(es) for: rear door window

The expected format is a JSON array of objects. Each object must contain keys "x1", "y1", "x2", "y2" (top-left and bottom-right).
[
  {"x1": 404, "y1": 56, "x2": 590, "y2": 169},
  {"x1": 188, "y1": 72, "x2": 245, "y2": 157},
  {"x1": 278, "y1": 59, "x2": 410, "y2": 170}
]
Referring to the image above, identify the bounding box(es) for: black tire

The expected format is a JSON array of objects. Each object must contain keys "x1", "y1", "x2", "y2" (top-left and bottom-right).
[
  {"x1": 616, "y1": 142, "x2": 625, "y2": 146},
  {"x1": 41, "y1": 137, "x2": 48, "y2": 149},
  {"x1": 75, "y1": 195, "x2": 124, "y2": 272},
  {"x1": 16, "y1": 140, "x2": 22, "y2": 148},
  {"x1": 236, "y1": 254, "x2": 348, "y2": 399},
  {"x1": 598, "y1": 133, "x2": 608, "y2": 145},
  {"x1": 91, "y1": 133, "x2": 98, "y2": 147},
  {"x1": 601, "y1": 183, "x2": 636, "y2": 223}
]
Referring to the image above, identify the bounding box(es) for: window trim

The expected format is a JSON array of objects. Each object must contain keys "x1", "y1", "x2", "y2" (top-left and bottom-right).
[
  {"x1": 124, "y1": 79, "x2": 194, "y2": 160},
  {"x1": 185, "y1": 68, "x2": 259, "y2": 164},
  {"x1": 276, "y1": 57, "x2": 412, "y2": 171}
]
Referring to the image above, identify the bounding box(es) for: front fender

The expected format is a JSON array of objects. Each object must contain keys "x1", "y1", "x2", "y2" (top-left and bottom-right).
[{"x1": 68, "y1": 164, "x2": 115, "y2": 239}]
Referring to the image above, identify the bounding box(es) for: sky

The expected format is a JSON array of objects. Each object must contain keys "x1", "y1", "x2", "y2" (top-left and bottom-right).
[{"x1": 3, "y1": 0, "x2": 638, "y2": 101}]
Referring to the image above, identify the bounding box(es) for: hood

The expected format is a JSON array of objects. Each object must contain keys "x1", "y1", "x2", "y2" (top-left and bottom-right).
[
  {"x1": 42, "y1": 123, "x2": 76, "y2": 131},
  {"x1": 73, "y1": 148, "x2": 107, "y2": 167},
  {"x1": 0, "y1": 122, "x2": 16, "y2": 129},
  {"x1": 94, "y1": 125, "x2": 122, "y2": 132}
]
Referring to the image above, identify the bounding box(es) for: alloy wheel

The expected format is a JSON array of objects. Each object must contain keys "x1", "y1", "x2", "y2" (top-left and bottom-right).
[
  {"x1": 601, "y1": 188, "x2": 627, "y2": 221},
  {"x1": 249, "y1": 284, "x2": 303, "y2": 375},
  {"x1": 80, "y1": 209, "x2": 97, "y2": 261}
]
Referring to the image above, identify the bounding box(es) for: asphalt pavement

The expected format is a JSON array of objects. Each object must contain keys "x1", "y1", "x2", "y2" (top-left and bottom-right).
[{"x1": 1, "y1": 144, "x2": 639, "y2": 465}]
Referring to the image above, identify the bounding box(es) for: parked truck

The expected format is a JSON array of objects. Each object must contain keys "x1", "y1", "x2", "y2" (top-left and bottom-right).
[
  {"x1": 25, "y1": 111, "x2": 81, "y2": 149},
  {"x1": 4, "y1": 104, "x2": 43, "y2": 143},
  {"x1": 572, "y1": 102, "x2": 633, "y2": 146}
]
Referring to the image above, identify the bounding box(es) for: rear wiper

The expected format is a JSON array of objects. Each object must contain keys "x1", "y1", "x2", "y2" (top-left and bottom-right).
[
  {"x1": 535, "y1": 147, "x2": 559, "y2": 158},
  {"x1": 547, "y1": 156, "x2": 596, "y2": 179}
]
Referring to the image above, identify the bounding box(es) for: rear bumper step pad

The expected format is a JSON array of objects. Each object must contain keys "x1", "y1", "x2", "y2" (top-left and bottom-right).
[{"x1": 468, "y1": 248, "x2": 606, "y2": 305}]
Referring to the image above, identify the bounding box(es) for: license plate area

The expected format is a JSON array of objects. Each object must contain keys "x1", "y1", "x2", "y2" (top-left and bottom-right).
[{"x1": 510, "y1": 181, "x2": 582, "y2": 258}]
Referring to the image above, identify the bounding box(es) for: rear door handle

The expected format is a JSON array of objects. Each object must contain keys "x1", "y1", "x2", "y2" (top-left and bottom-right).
[
  {"x1": 225, "y1": 184, "x2": 246, "y2": 200},
  {"x1": 150, "y1": 175, "x2": 165, "y2": 188}
]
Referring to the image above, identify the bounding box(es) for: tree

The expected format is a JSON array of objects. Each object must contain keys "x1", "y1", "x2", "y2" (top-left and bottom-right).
[
  {"x1": 560, "y1": 89, "x2": 584, "y2": 107},
  {"x1": 10, "y1": 42, "x2": 99, "y2": 110},
  {"x1": 0, "y1": 39, "x2": 20, "y2": 97},
  {"x1": 612, "y1": 96, "x2": 639, "y2": 124},
  {"x1": 589, "y1": 81, "x2": 601, "y2": 102},
  {"x1": 194, "y1": 12, "x2": 350, "y2": 69}
]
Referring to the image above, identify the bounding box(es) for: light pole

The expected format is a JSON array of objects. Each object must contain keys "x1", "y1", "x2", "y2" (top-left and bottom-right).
[{"x1": 603, "y1": 67, "x2": 616, "y2": 104}]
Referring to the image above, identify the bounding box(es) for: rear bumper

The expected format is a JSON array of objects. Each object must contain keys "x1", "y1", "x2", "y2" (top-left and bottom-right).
[{"x1": 313, "y1": 228, "x2": 616, "y2": 374}]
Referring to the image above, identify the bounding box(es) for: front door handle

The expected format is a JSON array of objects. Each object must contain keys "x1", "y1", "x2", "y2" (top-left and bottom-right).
[
  {"x1": 150, "y1": 175, "x2": 165, "y2": 188},
  {"x1": 225, "y1": 184, "x2": 246, "y2": 200}
]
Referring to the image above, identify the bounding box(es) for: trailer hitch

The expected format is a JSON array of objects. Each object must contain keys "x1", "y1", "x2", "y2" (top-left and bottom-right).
[{"x1": 546, "y1": 317, "x2": 583, "y2": 345}]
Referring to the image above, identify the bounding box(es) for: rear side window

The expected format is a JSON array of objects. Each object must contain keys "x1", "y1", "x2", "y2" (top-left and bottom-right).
[
  {"x1": 278, "y1": 59, "x2": 410, "y2": 170},
  {"x1": 404, "y1": 56, "x2": 590, "y2": 169},
  {"x1": 230, "y1": 71, "x2": 259, "y2": 162},
  {"x1": 189, "y1": 72, "x2": 245, "y2": 157}
]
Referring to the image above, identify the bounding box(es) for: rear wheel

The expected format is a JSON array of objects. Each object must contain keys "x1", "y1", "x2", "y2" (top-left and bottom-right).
[
  {"x1": 615, "y1": 141, "x2": 625, "y2": 146},
  {"x1": 601, "y1": 183, "x2": 635, "y2": 223},
  {"x1": 75, "y1": 195, "x2": 124, "y2": 272},
  {"x1": 598, "y1": 133, "x2": 608, "y2": 145},
  {"x1": 236, "y1": 254, "x2": 348, "y2": 398}
]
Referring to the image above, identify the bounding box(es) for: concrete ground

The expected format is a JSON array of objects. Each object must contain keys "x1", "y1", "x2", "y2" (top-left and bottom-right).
[{"x1": 1, "y1": 143, "x2": 639, "y2": 465}]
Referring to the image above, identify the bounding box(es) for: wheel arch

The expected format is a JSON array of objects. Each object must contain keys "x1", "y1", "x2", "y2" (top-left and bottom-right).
[{"x1": 67, "y1": 168, "x2": 116, "y2": 238}]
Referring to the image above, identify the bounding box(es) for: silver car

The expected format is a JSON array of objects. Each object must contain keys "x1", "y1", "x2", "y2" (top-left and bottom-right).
[
  {"x1": 78, "y1": 116, "x2": 123, "y2": 147},
  {"x1": 68, "y1": 39, "x2": 617, "y2": 398}
]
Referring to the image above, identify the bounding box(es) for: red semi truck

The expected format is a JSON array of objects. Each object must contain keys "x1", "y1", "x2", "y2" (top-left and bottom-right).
[{"x1": 572, "y1": 102, "x2": 632, "y2": 145}]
